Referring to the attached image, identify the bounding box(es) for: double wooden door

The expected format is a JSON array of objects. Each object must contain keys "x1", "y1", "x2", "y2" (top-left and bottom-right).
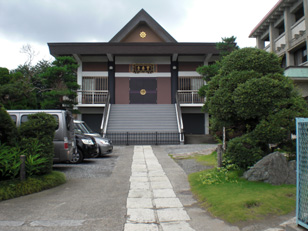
[{"x1": 129, "y1": 78, "x2": 157, "y2": 104}]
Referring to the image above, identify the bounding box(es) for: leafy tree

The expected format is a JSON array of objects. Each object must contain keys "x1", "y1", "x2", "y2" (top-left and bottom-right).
[
  {"x1": 204, "y1": 48, "x2": 308, "y2": 169},
  {"x1": 39, "y1": 56, "x2": 79, "y2": 110},
  {"x1": 216, "y1": 36, "x2": 239, "y2": 58},
  {"x1": 0, "y1": 68, "x2": 37, "y2": 109},
  {"x1": 197, "y1": 36, "x2": 239, "y2": 98},
  {"x1": 0, "y1": 104, "x2": 18, "y2": 146},
  {"x1": 13, "y1": 60, "x2": 52, "y2": 107}
]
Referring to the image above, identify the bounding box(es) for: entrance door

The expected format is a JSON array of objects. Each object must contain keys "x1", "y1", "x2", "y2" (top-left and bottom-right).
[{"x1": 129, "y1": 78, "x2": 157, "y2": 104}]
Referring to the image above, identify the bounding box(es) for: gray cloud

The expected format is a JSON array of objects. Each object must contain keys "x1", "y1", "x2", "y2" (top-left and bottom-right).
[{"x1": 0, "y1": 0, "x2": 189, "y2": 43}]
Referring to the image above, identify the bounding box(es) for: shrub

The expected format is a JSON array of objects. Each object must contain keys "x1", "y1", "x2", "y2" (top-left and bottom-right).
[
  {"x1": 0, "y1": 104, "x2": 18, "y2": 146},
  {"x1": 0, "y1": 171, "x2": 66, "y2": 201},
  {"x1": 19, "y1": 113, "x2": 57, "y2": 175},
  {"x1": 0, "y1": 144, "x2": 24, "y2": 180},
  {"x1": 24, "y1": 139, "x2": 49, "y2": 177},
  {"x1": 224, "y1": 134, "x2": 265, "y2": 170}
]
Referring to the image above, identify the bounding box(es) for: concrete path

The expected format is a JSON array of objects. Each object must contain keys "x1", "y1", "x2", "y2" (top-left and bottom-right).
[
  {"x1": 124, "y1": 145, "x2": 239, "y2": 231},
  {"x1": 124, "y1": 145, "x2": 194, "y2": 231}
]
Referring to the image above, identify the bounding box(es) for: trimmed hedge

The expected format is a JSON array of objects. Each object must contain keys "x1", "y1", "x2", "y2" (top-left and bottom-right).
[{"x1": 0, "y1": 171, "x2": 66, "y2": 201}]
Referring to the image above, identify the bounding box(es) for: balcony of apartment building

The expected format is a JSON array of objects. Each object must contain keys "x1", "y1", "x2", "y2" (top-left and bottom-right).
[
  {"x1": 257, "y1": 1, "x2": 306, "y2": 56},
  {"x1": 77, "y1": 76, "x2": 108, "y2": 106},
  {"x1": 177, "y1": 76, "x2": 204, "y2": 106}
]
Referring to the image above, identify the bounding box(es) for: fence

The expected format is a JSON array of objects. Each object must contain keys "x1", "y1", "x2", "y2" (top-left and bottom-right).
[
  {"x1": 296, "y1": 118, "x2": 308, "y2": 229},
  {"x1": 103, "y1": 132, "x2": 182, "y2": 145}
]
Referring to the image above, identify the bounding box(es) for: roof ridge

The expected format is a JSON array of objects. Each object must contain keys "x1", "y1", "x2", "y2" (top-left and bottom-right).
[{"x1": 109, "y1": 9, "x2": 177, "y2": 43}]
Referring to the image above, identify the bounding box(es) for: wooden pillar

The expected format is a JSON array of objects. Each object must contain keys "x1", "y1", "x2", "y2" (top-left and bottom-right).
[
  {"x1": 171, "y1": 59, "x2": 178, "y2": 104},
  {"x1": 108, "y1": 61, "x2": 115, "y2": 104}
]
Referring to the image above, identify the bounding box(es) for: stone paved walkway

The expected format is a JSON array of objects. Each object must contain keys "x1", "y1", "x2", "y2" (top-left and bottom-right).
[{"x1": 124, "y1": 145, "x2": 195, "y2": 231}]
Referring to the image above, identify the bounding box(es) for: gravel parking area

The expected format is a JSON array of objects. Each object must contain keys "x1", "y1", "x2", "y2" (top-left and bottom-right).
[{"x1": 53, "y1": 155, "x2": 118, "y2": 179}]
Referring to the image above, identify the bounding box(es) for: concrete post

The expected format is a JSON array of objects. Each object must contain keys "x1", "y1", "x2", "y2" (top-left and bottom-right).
[
  {"x1": 256, "y1": 37, "x2": 265, "y2": 49},
  {"x1": 284, "y1": 7, "x2": 296, "y2": 66},
  {"x1": 269, "y1": 23, "x2": 279, "y2": 52}
]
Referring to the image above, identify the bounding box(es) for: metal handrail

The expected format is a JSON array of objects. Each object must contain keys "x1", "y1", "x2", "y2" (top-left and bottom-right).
[
  {"x1": 100, "y1": 92, "x2": 111, "y2": 137},
  {"x1": 175, "y1": 93, "x2": 184, "y2": 144}
]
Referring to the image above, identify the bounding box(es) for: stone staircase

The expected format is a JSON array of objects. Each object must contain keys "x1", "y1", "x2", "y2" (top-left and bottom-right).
[{"x1": 105, "y1": 104, "x2": 181, "y2": 144}]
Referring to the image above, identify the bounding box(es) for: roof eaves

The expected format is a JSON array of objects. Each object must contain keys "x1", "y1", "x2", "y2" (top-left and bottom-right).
[{"x1": 249, "y1": 0, "x2": 284, "y2": 38}]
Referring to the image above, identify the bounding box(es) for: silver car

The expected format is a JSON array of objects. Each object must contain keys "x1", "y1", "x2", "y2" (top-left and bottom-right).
[
  {"x1": 8, "y1": 110, "x2": 75, "y2": 163},
  {"x1": 74, "y1": 120, "x2": 113, "y2": 156}
]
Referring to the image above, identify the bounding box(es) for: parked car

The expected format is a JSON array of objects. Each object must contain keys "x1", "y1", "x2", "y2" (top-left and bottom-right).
[
  {"x1": 74, "y1": 120, "x2": 113, "y2": 156},
  {"x1": 8, "y1": 110, "x2": 75, "y2": 163},
  {"x1": 72, "y1": 134, "x2": 98, "y2": 164}
]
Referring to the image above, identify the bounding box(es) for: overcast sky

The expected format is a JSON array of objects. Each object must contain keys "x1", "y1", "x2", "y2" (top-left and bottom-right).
[{"x1": 0, "y1": 0, "x2": 278, "y2": 70}]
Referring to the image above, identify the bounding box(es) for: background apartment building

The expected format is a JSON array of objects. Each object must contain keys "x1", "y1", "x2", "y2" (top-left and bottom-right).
[{"x1": 250, "y1": 0, "x2": 308, "y2": 98}]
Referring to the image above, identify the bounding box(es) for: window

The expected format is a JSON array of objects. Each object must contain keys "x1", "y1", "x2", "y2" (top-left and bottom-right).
[
  {"x1": 178, "y1": 77, "x2": 203, "y2": 91},
  {"x1": 294, "y1": 46, "x2": 307, "y2": 66},
  {"x1": 10, "y1": 115, "x2": 17, "y2": 125},
  {"x1": 276, "y1": 21, "x2": 285, "y2": 36},
  {"x1": 21, "y1": 114, "x2": 59, "y2": 129},
  {"x1": 294, "y1": 4, "x2": 304, "y2": 22},
  {"x1": 82, "y1": 77, "x2": 108, "y2": 91}
]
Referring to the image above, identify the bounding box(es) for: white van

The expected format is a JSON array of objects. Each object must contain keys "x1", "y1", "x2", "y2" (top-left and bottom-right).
[{"x1": 7, "y1": 110, "x2": 75, "y2": 163}]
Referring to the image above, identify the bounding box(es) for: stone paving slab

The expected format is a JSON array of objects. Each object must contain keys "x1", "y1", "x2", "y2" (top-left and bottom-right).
[
  {"x1": 127, "y1": 209, "x2": 156, "y2": 223},
  {"x1": 149, "y1": 176, "x2": 171, "y2": 182},
  {"x1": 128, "y1": 189, "x2": 152, "y2": 198},
  {"x1": 153, "y1": 189, "x2": 177, "y2": 198},
  {"x1": 156, "y1": 208, "x2": 191, "y2": 222},
  {"x1": 151, "y1": 181, "x2": 173, "y2": 189},
  {"x1": 124, "y1": 223, "x2": 159, "y2": 231},
  {"x1": 129, "y1": 176, "x2": 149, "y2": 182},
  {"x1": 154, "y1": 198, "x2": 183, "y2": 208},
  {"x1": 127, "y1": 198, "x2": 153, "y2": 209},
  {"x1": 130, "y1": 181, "x2": 150, "y2": 190},
  {"x1": 161, "y1": 221, "x2": 196, "y2": 231}
]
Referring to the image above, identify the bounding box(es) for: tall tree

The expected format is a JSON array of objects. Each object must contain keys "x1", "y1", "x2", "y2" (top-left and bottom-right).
[
  {"x1": 205, "y1": 48, "x2": 308, "y2": 169},
  {"x1": 39, "y1": 56, "x2": 79, "y2": 111},
  {"x1": 0, "y1": 67, "x2": 37, "y2": 109},
  {"x1": 197, "y1": 36, "x2": 239, "y2": 98}
]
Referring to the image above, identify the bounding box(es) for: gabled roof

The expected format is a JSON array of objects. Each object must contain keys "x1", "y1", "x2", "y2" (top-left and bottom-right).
[{"x1": 109, "y1": 9, "x2": 177, "y2": 43}]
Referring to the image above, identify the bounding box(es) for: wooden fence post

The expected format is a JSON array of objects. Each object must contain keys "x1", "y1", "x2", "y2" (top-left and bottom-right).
[
  {"x1": 217, "y1": 144, "x2": 223, "y2": 167},
  {"x1": 20, "y1": 155, "x2": 26, "y2": 181}
]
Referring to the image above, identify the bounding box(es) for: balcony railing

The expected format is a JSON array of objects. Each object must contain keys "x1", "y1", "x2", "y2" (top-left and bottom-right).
[
  {"x1": 177, "y1": 90, "x2": 204, "y2": 104},
  {"x1": 274, "y1": 33, "x2": 286, "y2": 52},
  {"x1": 77, "y1": 90, "x2": 108, "y2": 105},
  {"x1": 291, "y1": 17, "x2": 305, "y2": 40}
]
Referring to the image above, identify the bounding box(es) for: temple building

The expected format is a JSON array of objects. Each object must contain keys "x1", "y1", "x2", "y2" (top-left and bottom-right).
[{"x1": 48, "y1": 9, "x2": 220, "y2": 144}]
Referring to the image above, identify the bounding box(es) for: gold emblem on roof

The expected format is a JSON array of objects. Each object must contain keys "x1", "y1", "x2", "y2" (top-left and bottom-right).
[{"x1": 140, "y1": 31, "x2": 147, "y2": 38}]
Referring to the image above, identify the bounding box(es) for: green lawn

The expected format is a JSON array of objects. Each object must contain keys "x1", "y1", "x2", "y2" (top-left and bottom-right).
[
  {"x1": 194, "y1": 151, "x2": 217, "y2": 167},
  {"x1": 0, "y1": 171, "x2": 66, "y2": 201},
  {"x1": 188, "y1": 152, "x2": 296, "y2": 224}
]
